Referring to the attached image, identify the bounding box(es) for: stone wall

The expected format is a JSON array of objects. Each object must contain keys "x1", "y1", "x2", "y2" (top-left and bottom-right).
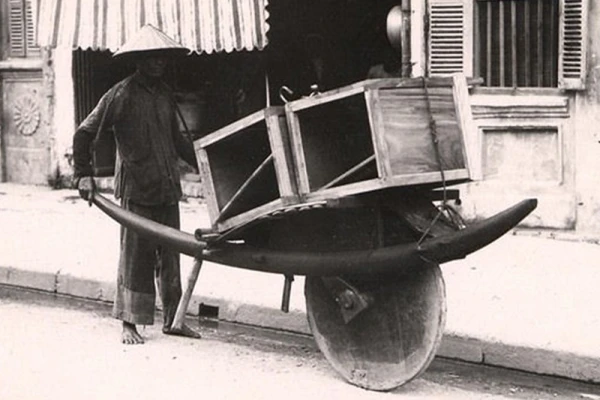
[{"x1": 573, "y1": 1, "x2": 600, "y2": 233}]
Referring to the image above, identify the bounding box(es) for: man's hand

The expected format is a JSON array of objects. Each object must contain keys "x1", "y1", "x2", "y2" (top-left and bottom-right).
[{"x1": 77, "y1": 176, "x2": 95, "y2": 202}]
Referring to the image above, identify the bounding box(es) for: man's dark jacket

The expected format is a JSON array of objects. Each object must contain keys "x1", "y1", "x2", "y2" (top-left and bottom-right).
[{"x1": 73, "y1": 71, "x2": 197, "y2": 205}]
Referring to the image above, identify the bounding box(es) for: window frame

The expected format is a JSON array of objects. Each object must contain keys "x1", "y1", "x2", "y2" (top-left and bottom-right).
[{"x1": 427, "y1": 0, "x2": 588, "y2": 90}]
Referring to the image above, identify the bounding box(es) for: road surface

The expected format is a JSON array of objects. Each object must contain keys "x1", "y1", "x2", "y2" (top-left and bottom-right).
[{"x1": 1, "y1": 286, "x2": 599, "y2": 400}]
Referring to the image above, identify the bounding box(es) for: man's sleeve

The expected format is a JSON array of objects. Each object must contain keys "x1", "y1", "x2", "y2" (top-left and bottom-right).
[{"x1": 72, "y1": 89, "x2": 115, "y2": 181}]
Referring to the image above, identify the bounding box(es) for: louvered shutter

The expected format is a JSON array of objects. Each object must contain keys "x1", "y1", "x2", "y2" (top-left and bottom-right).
[
  {"x1": 7, "y1": 0, "x2": 40, "y2": 58},
  {"x1": 428, "y1": 0, "x2": 473, "y2": 77},
  {"x1": 25, "y1": 0, "x2": 40, "y2": 57},
  {"x1": 8, "y1": 0, "x2": 26, "y2": 57},
  {"x1": 559, "y1": 0, "x2": 588, "y2": 89}
]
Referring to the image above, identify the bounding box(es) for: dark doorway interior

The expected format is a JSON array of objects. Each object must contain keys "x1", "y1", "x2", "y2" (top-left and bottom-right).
[{"x1": 72, "y1": 0, "x2": 402, "y2": 138}]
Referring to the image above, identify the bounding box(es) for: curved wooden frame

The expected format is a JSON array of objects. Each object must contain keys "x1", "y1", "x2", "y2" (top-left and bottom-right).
[{"x1": 91, "y1": 192, "x2": 536, "y2": 276}]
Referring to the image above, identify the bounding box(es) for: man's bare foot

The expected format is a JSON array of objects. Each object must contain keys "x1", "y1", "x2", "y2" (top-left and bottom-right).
[
  {"x1": 122, "y1": 321, "x2": 145, "y2": 345},
  {"x1": 163, "y1": 323, "x2": 201, "y2": 339}
]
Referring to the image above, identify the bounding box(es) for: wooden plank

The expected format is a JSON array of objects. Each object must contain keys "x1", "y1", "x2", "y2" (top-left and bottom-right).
[
  {"x1": 301, "y1": 169, "x2": 470, "y2": 204},
  {"x1": 548, "y1": 0, "x2": 556, "y2": 86},
  {"x1": 486, "y1": 2, "x2": 492, "y2": 85},
  {"x1": 378, "y1": 82, "x2": 463, "y2": 177},
  {"x1": 432, "y1": 124, "x2": 465, "y2": 170},
  {"x1": 385, "y1": 169, "x2": 470, "y2": 187},
  {"x1": 266, "y1": 112, "x2": 297, "y2": 199},
  {"x1": 285, "y1": 107, "x2": 311, "y2": 194},
  {"x1": 216, "y1": 198, "x2": 284, "y2": 233},
  {"x1": 463, "y1": 0, "x2": 475, "y2": 77},
  {"x1": 473, "y1": 0, "x2": 481, "y2": 79},
  {"x1": 452, "y1": 73, "x2": 479, "y2": 180},
  {"x1": 196, "y1": 149, "x2": 221, "y2": 227},
  {"x1": 365, "y1": 90, "x2": 391, "y2": 178},
  {"x1": 216, "y1": 154, "x2": 274, "y2": 222},
  {"x1": 317, "y1": 154, "x2": 376, "y2": 191},
  {"x1": 286, "y1": 85, "x2": 367, "y2": 113},
  {"x1": 511, "y1": 0, "x2": 517, "y2": 87},
  {"x1": 196, "y1": 107, "x2": 282, "y2": 148},
  {"x1": 303, "y1": 178, "x2": 387, "y2": 203},
  {"x1": 370, "y1": 77, "x2": 454, "y2": 89},
  {"x1": 536, "y1": 0, "x2": 543, "y2": 87},
  {"x1": 379, "y1": 88, "x2": 453, "y2": 96},
  {"x1": 499, "y1": 1, "x2": 505, "y2": 87},
  {"x1": 524, "y1": 1, "x2": 531, "y2": 86},
  {"x1": 382, "y1": 109, "x2": 437, "y2": 175},
  {"x1": 286, "y1": 77, "x2": 463, "y2": 113}
]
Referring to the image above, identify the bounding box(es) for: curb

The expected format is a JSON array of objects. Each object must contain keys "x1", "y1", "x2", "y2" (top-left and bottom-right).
[
  {"x1": 1, "y1": 265, "x2": 599, "y2": 384},
  {"x1": 436, "y1": 334, "x2": 600, "y2": 383}
]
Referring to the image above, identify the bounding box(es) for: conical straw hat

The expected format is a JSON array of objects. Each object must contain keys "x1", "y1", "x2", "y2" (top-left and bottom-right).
[{"x1": 114, "y1": 24, "x2": 189, "y2": 58}]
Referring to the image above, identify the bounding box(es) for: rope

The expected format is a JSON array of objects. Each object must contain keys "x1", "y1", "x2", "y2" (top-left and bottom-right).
[{"x1": 417, "y1": 77, "x2": 451, "y2": 247}]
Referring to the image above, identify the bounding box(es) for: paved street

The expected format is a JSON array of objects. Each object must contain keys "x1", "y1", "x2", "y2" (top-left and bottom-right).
[{"x1": 2, "y1": 286, "x2": 600, "y2": 400}]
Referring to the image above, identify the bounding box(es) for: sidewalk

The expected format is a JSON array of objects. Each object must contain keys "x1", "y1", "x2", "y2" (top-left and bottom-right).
[{"x1": 1, "y1": 183, "x2": 599, "y2": 384}]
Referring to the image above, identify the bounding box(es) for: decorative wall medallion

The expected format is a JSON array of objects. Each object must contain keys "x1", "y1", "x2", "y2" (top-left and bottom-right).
[{"x1": 14, "y1": 96, "x2": 41, "y2": 136}]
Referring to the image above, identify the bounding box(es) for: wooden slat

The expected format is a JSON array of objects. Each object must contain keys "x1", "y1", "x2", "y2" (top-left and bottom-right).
[
  {"x1": 548, "y1": 1, "x2": 556, "y2": 86},
  {"x1": 265, "y1": 112, "x2": 296, "y2": 199},
  {"x1": 365, "y1": 90, "x2": 392, "y2": 178},
  {"x1": 511, "y1": 0, "x2": 517, "y2": 87},
  {"x1": 216, "y1": 199, "x2": 284, "y2": 232},
  {"x1": 472, "y1": 2, "x2": 480, "y2": 78},
  {"x1": 286, "y1": 84, "x2": 366, "y2": 113},
  {"x1": 524, "y1": 1, "x2": 531, "y2": 86},
  {"x1": 452, "y1": 73, "x2": 478, "y2": 180},
  {"x1": 197, "y1": 108, "x2": 273, "y2": 147},
  {"x1": 536, "y1": 0, "x2": 544, "y2": 87},
  {"x1": 285, "y1": 110, "x2": 311, "y2": 195},
  {"x1": 486, "y1": 2, "x2": 492, "y2": 86},
  {"x1": 217, "y1": 154, "x2": 274, "y2": 221},
  {"x1": 317, "y1": 155, "x2": 376, "y2": 191},
  {"x1": 301, "y1": 169, "x2": 470, "y2": 204},
  {"x1": 499, "y1": 1, "x2": 505, "y2": 87},
  {"x1": 197, "y1": 149, "x2": 221, "y2": 225}
]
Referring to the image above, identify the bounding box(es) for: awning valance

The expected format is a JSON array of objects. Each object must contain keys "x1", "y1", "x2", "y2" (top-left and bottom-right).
[{"x1": 37, "y1": 0, "x2": 269, "y2": 54}]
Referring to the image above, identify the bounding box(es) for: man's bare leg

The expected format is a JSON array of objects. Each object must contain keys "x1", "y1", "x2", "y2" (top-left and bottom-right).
[
  {"x1": 122, "y1": 321, "x2": 145, "y2": 344},
  {"x1": 163, "y1": 324, "x2": 201, "y2": 339}
]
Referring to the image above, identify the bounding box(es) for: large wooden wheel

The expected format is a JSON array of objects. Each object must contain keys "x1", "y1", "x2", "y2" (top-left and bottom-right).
[{"x1": 305, "y1": 263, "x2": 446, "y2": 391}]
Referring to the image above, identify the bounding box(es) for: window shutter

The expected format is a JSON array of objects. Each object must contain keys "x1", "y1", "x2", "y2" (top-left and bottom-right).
[
  {"x1": 25, "y1": 0, "x2": 40, "y2": 57},
  {"x1": 558, "y1": 0, "x2": 588, "y2": 90},
  {"x1": 8, "y1": 0, "x2": 26, "y2": 57},
  {"x1": 428, "y1": 0, "x2": 473, "y2": 77},
  {"x1": 7, "y1": 0, "x2": 40, "y2": 58}
]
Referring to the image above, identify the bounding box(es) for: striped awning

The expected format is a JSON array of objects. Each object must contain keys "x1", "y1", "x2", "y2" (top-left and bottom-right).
[{"x1": 36, "y1": 0, "x2": 269, "y2": 54}]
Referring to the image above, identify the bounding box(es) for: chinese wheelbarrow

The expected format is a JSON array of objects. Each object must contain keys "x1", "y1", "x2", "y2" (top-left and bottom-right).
[
  {"x1": 91, "y1": 189, "x2": 536, "y2": 391},
  {"x1": 89, "y1": 75, "x2": 536, "y2": 390}
]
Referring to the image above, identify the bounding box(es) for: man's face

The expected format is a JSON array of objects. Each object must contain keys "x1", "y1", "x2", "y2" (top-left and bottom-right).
[{"x1": 137, "y1": 55, "x2": 168, "y2": 79}]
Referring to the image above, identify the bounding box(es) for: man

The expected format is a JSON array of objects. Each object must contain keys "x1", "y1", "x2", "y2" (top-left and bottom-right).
[{"x1": 73, "y1": 25, "x2": 200, "y2": 345}]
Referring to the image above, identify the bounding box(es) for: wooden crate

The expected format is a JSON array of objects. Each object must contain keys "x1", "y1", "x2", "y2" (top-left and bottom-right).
[
  {"x1": 195, "y1": 106, "x2": 297, "y2": 232},
  {"x1": 284, "y1": 74, "x2": 476, "y2": 202}
]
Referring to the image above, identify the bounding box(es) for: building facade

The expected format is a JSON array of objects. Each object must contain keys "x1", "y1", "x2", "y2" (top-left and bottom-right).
[
  {"x1": 1, "y1": 0, "x2": 599, "y2": 233},
  {"x1": 408, "y1": 0, "x2": 599, "y2": 233}
]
